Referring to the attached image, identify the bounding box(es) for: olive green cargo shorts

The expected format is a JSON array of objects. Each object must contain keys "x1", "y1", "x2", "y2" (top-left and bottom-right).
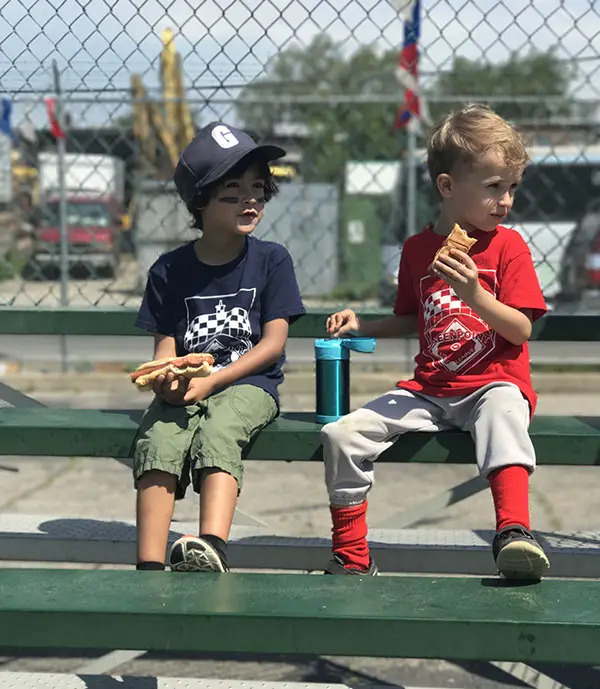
[{"x1": 132, "y1": 384, "x2": 277, "y2": 498}]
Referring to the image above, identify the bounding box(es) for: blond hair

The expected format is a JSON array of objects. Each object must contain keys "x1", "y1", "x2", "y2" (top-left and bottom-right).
[{"x1": 427, "y1": 103, "x2": 529, "y2": 187}]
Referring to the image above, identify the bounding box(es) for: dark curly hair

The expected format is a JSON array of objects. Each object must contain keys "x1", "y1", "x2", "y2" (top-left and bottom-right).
[{"x1": 187, "y1": 153, "x2": 279, "y2": 231}]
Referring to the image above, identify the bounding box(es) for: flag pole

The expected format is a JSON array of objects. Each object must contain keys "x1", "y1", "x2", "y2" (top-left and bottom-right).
[
  {"x1": 394, "y1": 0, "x2": 421, "y2": 238},
  {"x1": 406, "y1": 117, "x2": 418, "y2": 237},
  {"x1": 52, "y1": 60, "x2": 68, "y2": 310},
  {"x1": 52, "y1": 60, "x2": 69, "y2": 374}
]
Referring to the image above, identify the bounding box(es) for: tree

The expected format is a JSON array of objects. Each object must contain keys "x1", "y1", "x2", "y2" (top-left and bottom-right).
[
  {"x1": 236, "y1": 37, "x2": 576, "y2": 183},
  {"x1": 427, "y1": 51, "x2": 574, "y2": 123},
  {"x1": 236, "y1": 34, "x2": 403, "y2": 183}
]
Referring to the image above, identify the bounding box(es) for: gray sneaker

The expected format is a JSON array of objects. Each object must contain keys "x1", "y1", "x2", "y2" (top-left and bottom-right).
[
  {"x1": 323, "y1": 554, "x2": 379, "y2": 575},
  {"x1": 169, "y1": 535, "x2": 228, "y2": 573},
  {"x1": 493, "y1": 525, "x2": 549, "y2": 580}
]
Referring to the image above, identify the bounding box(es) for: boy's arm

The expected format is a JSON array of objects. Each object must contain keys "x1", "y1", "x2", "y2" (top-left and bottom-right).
[
  {"x1": 433, "y1": 249, "x2": 533, "y2": 345},
  {"x1": 206, "y1": 318, "x2": 289, "y2": 393},
  {"x1": 359, "y1": 314, "x2": 417, "y2": 338},
  {"x1": 327, "y1": 309, "x2": 417, "y2": 339},
  {"x1": 468, "y1": 290, "x2": 532, "y2": 345},
  {"x1": 153, "y1": 334, "x2": 177, "y2": 359}
]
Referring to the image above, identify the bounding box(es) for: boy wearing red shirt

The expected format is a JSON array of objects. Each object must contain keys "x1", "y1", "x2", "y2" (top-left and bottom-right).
[{"x1": 322, "y1": 103, "x2": 549, "y2": 579}]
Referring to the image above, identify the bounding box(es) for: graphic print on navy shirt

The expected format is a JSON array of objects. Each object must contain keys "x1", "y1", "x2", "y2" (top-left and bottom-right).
[
  {"x1": 135, "y1": 236, "x2": 307, "y2": 405},
  {"x1": 184, "y1": 288, "x2": 256, "y2": 370}
]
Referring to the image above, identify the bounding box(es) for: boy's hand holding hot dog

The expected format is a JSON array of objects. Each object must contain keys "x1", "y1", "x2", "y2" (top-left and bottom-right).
[{"x1": 130, "y1": 353, "x2": 214, "y2": 388}]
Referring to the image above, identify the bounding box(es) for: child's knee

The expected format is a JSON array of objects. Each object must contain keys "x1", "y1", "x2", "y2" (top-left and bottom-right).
[
  {"x1": 321, "y1": 414, "x2": 364, "y2": 447},
  {"x1": 321, "y1": 419, "x2": 342, "y2": 445},
  {"x1": 136, "y1": 469, "x2": 178, "y2": 491},
  {"x1": 192, "y1": 459, "x2": 243, "y2": 493}
]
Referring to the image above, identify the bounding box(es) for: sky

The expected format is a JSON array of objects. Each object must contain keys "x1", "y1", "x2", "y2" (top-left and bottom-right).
[{"x1": 0, "y1": 0, "x2": 599, "y2": 128}]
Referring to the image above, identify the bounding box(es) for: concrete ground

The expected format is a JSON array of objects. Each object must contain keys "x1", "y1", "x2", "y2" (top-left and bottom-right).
[{"x1": 0, "y1": 370, "x2": 599, "y2": 688}]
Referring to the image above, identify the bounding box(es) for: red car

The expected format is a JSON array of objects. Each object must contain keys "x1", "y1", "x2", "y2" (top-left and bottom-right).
[{"x1": 31, "y1": 192, "x2": 122, "y2": 278}]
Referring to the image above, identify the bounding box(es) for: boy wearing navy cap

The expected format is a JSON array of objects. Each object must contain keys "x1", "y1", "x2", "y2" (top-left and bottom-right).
[{"x1": 133, "y1": 122, "x2": 305, "y2": 573}]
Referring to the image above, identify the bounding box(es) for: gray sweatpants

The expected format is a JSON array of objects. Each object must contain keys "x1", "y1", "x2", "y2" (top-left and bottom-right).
[{"x1": 322, "y1": 381, "x2": 535, "y2": 507}]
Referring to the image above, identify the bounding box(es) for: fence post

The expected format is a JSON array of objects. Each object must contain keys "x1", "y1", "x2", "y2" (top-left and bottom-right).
[
  {"x1": 52, "y1": 60, "x2": 69, "y2": 309},
  {"x1": 52, "y1": 60, "x2": 69, "y2": 373}
]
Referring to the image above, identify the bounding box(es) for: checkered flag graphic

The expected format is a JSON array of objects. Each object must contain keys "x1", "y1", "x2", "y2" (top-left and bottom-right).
[
  {"x1": 423, "y1": 287, "x2": 472, "y2": 328},
  {"x1": 184, "y1": 301, "x2": 251, "y2": 351}
]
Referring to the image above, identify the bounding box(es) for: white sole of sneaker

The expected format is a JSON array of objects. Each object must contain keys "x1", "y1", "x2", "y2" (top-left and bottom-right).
[
  {"x1": 496, "y1": 540, "x2": 550, "y2": 580},
  {"x1": 169, "y1": 536, "x2": 227, "y2": 573}
]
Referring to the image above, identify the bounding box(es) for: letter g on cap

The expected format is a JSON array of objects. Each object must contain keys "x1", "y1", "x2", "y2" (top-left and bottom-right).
[{"x1": 211, "y1": 125, "x2": 239, "y2": 149}]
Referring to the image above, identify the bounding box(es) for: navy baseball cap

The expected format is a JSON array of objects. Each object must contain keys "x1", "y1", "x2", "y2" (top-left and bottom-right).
[{"x1": 174, "y1": 122, "x2": 286, "y2": 205}]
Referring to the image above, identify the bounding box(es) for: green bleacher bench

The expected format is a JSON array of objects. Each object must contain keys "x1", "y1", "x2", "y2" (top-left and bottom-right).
[
  {"x1": 1, "y1": 307, "x2": 600, "y2": 579},
  {"x1": 0, "y1": 568, "x2": 599, "y2": 665},
  {"x1": 1, "y1": 307, "x2": 600, "y2": 340},
  {"x1": 0, "y1": 407, "x2": 599, "y2": 464},
  {"x1": 0, "y1": 308, "x2": 599, "y2": 682}
]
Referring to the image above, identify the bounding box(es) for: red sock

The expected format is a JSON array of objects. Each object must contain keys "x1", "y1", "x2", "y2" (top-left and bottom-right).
[
  {"x1": 330, "y1": 501, "x2": 370, "y2": 571},
  {"x1": 488, "y1": 465, "x2": 530, "y2": 532}
]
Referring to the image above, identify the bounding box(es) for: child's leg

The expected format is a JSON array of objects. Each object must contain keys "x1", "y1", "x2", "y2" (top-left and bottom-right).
[
  {"x1": 461, "y1": 382, "x2": 549, "y2": 579},
  {"x1": 198, "y1": 466, "x2": 238, "y2": 540},
  {"x1": 136, "y1": 470, "x2": 177, "y2": 566},
  {"x1": 462, "y1": 382, "x2": 534, "y2": 527},
  {"x1": 322, "y1": 389, "x2": 446, "y2": 573},
  {"x1": 169, "y1": 385, "x2": 277, "y2": 573},
  {"x1": 133, "y1": 397, "x2": 204, "y2": 569}
]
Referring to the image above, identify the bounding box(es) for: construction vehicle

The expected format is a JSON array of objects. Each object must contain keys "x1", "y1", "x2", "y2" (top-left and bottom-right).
[
  {"x1": 11, "y1": 156, "x2": 39, "y2": 216},
  {"x1": 130, "y1": 28, "x2": 195, "y2": 180},
  {"x1": 124, "y1": 27, "x2": 197, "y2": 256},
  {"x1": 130, "y1": 29, "x2": 293, "y2": 185}
]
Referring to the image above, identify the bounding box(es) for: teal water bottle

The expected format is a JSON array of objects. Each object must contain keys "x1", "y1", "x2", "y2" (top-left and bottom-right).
[{"x1": 314, "y1": 337, "x2": 376, "y2": 424}]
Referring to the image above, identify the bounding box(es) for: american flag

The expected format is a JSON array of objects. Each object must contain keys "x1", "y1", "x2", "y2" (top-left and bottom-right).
[{"x1": 394, "y1": 0, "x2": 422, "y2": 129}]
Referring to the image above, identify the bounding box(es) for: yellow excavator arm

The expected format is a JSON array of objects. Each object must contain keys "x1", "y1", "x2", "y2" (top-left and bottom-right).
[{"x1": 131, "y1": 28, "x2": 196, "y2": 176}]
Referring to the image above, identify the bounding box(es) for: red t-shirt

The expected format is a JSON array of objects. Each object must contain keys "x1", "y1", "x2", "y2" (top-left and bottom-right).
[{"x1": 393, "y1": 225, "x2": 546, "y2": 415}]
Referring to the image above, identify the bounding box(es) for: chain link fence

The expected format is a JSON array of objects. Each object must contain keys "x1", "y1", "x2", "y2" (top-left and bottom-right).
[{"x1": 0, "y1": 0, "x2": 599, "y2": 309}]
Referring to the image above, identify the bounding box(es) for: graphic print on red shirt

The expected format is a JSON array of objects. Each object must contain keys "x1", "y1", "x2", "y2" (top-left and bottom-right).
[
  {"x1": 421, "y1": 271, "x2": 497, "y2": 374},
  {"x1": 393, "y1": 225, "x2": 547, "y2": 414}
]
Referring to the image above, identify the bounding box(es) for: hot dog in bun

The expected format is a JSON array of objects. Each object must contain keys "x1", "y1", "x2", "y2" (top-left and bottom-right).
[{"x1": 130, "y1": 353, "x2": 215, "y2": 391}]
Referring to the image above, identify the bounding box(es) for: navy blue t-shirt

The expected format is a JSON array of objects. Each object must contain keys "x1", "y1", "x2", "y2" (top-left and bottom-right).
[{"x1": 136, "y1": 236, "x2": 305, "y2": 406}]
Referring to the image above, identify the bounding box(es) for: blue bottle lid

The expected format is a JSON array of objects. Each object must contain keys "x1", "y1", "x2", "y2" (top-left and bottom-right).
[
  {"x1": 343, "y1": 337, "x2": 377, "y2": 354},
  {"x1": 314, "y1": 337, "x2": 376, "y2": 360}
]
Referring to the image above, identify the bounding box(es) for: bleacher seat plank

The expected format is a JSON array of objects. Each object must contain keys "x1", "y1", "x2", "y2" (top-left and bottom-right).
[
  {"x1": 1, "y1": 408, "x2": 599, "y2": 464},
  {"x1": 0, "y1": 513, "x2": 264, "y2": 566},
  {"x1": 2, "y1": 514, "x2": 600, "y2": 578},
  {"x1": 0, "y1": 569, "x2": 598, "y2": 664},
  {"x1": 1, "y1": 306, "x2": 600, "y2": 341}
]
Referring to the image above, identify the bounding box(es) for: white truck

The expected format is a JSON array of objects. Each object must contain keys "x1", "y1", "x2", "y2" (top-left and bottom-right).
[
  {"x1": 30, "y1": 153, "x2": 126, "y2": 279},
  {"x1": 38, "y1": 152, "x2": 125, "y2": 204}
]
